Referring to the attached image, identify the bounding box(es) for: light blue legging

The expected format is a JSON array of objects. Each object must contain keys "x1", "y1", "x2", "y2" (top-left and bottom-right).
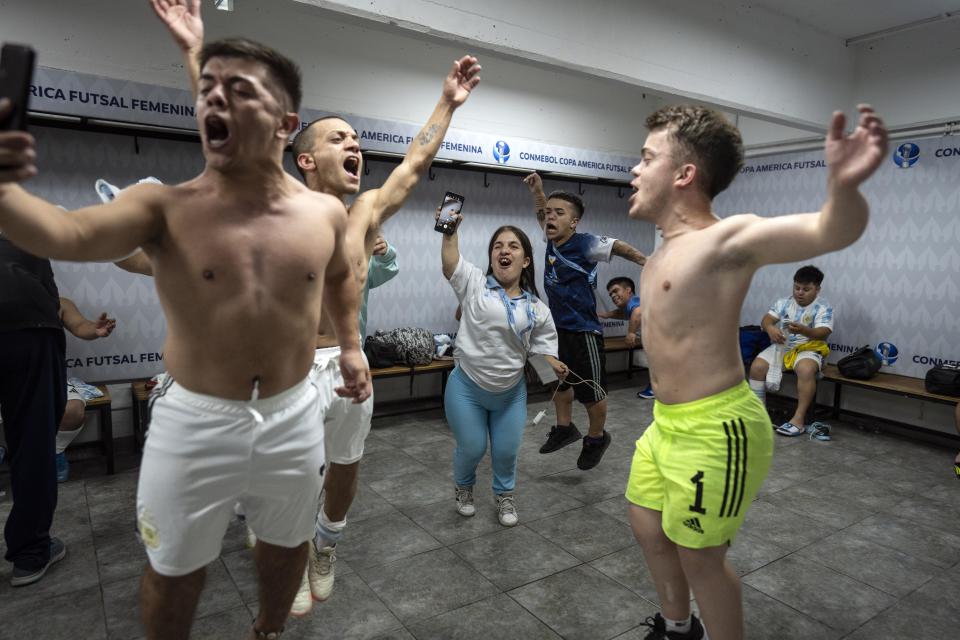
[{"x1": 444, "y1": 366, "x2": 527, "y2": 495}]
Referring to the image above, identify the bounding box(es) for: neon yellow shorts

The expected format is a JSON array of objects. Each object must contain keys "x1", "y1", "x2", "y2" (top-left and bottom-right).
[{"x1": 625, "y1": 381, "x2": 773, "y2": 548}]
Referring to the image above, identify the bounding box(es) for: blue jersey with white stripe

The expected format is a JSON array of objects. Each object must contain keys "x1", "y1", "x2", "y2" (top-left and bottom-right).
[{"x1": 543, "y1": 232, "x2": 615, "y2": 333}]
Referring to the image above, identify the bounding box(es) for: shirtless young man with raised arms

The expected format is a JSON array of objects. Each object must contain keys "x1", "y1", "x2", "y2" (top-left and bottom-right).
[
  {"x1": 149, "y1": 0, "x2": 481, "y2": 613},
  {"x1": 0, "y1": 35, "x2": 370, "y2": 640},
  {"x1": 625, "y1": 104, "x2": 886, "y2": 640}
]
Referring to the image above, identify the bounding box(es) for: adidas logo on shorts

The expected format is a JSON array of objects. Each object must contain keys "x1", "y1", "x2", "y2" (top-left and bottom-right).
[{"x1": 683, "y1": 517, "x2": 704, "y2": 534}]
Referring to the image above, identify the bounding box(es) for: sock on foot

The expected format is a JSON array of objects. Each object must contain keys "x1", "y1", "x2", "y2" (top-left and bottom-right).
[
  {"x1": 55, "y1": 428, "x2": 83, "y2": 455},
  {"x1": 314, "y1": 508, "x2": 346, "y2": 548},
  {"x1": 664, "y1": 615, "x2": 692, "y2": 635},
  {"x1": 748, "y1": 378, "x2": 766, "y2": 404}
]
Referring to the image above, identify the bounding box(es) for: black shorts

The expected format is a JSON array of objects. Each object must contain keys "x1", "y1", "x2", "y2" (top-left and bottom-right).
[{"x1": 557, "y1": 329, "x2": 607, "y2": 404}]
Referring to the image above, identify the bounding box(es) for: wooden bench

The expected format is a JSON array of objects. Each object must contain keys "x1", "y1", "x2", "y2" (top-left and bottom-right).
[
  {"x1": 85, "y1": 385, "x2": 115, "y2": 475},
  {"x1": 603, "y1": 336, "x2": 646, "y2": 378},
  {"x1": 820, "y1": 364, "x2": 959, "y2": 419}
]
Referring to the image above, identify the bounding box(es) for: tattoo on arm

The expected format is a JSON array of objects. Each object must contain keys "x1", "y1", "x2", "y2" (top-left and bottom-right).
[
  {"x1": 536, "y1": 208, "x2": 545, "y2": 225},
  {"x1": 417, "y1": 123, "x2": 441, "y2": 146}
]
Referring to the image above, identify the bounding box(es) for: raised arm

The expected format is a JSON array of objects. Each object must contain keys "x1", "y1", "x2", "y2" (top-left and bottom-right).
[
  {"x1": 369, "y1": 56, "x2": 481, "y2": 226},
  {"x1": 611, "y1": 239, "x2": 647, "y2": 266},
  {"x1": 59, "y1": 297, "x2": 117, "y2": 340},
  {"x1": 598, "y1": 309, "x2": 625, "y2": 320},
  {"x1": 725, "y1": 105, "x2": 888, "y2": 266},
  {"x1": 149, "y1": 0, "x2": 204, "y2": 97},
  {"x1": 322, "y1": 200, "x2": 371, "y2": 402},
  {"x1": 440, "y1": 212, "x2": 462, "y2": 279},
  {"x1": 115, "y1": 249, "x2": 155, "y2": 276},
  {"x1": 625, "y1": 304, "x2": 642, "y2": 347},
  {"x1": 523, "y1": 173, "x2": 548, "y2": 230}
]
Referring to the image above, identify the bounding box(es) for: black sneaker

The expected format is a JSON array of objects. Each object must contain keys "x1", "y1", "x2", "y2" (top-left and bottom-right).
[
  {"x1": 640, "y1": 613, "x2": 705, "y2": 640},
  {"x1": 539, "y1": 423, "x2": 582, "y2": 454},
  {"x1": 577, "y1": 431, "x2": 611, "y2": 470},
  {"x1": 10, "y1": 537, "x2": 67, "y2": 587}
]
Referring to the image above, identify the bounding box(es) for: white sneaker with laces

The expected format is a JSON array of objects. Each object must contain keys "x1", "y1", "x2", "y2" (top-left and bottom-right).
[
  {"x1": 290, "y1": 568, "x2": 312, "y2": 617},
  {"x1": 455, "y1": 486, "x2": 475, "y2": 517},
  {"x1": 245, "y1": 525, "x2": 257, "y2": 549},
  {"x1": 496, "y1": 493, "x2": 518, "y2": 527},
  {"x1": 308, "y1": 541, "x2": 337, "y2": 601}
]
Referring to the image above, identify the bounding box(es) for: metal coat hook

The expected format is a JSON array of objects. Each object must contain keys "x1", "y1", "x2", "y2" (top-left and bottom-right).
[
  {"x1": 133, "y1": 135, "x2": 140, "y2": 155},
  {"x1": 617, "y1": 186, "x2": 624, "y2": 199},
  {"x1": 578, "y1": 182, "x2": 585, "y2": 196},
  {"x1": 484, "y1": 172, "x2": 490, "y2": 188},
  {"x1": 363, "y1": 159, "x2": 370, "y2": 176},
  {"x1": 428, "y1": 166, "x2": 436, "y2": 181}
]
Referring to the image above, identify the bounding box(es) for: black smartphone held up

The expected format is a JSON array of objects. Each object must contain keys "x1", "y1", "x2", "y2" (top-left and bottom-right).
[
  {"x1": 434, "y1": 191, "x2": 465, "y2": 235},
  {"x1": 0, "y1": 44, "x2": 36, "y2": 131}
]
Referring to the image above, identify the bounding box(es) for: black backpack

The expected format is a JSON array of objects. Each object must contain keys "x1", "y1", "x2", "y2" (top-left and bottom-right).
[
  {"x1": 363, "y1": 335, "x2": 402, "y2": 368},
  {"x1": 837, "y1": 346, "x2": 882, "y2": 380},
  {"x1": 924, "y1": 364, "x2": 960, "y2": 396}
]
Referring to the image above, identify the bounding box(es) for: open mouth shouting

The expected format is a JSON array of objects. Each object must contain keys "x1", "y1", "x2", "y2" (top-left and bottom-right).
[
  {"x1": 343, "y1": 155, "x2": 361, "y2": 182},
  {"x1": 544, "y1": 223, "x2": 558, "y2": 235},
  {"x1": 497, "y1": 255, "x2": 513, "y2": 269},
  {"x1": 204, "y1": 115, "x2": 231, "y2": 150}
]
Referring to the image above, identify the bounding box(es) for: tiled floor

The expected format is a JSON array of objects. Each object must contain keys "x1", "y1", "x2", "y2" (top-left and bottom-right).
[{"x1": 1, "y1": 378, "x2": 959, "y2": 639}]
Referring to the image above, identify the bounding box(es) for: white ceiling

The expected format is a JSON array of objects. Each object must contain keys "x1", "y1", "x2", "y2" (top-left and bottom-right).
[{"x1": 755, "y1": 0, "x2": 959, "y2": 40}]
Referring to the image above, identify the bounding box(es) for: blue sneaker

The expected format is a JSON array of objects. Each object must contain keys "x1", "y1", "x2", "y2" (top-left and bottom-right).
[
  {"x1": 55, "y1": 452, "x2": 69, "y2": 483},
  {"x1": 637, "y1": 385, "x2": 655, "y2": 399},
  {"x1": 807, "y1": 422, "x2": 832, "y2": 441}
]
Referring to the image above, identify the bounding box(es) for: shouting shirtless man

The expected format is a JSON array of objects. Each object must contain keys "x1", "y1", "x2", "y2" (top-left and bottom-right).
[
  {"x1": 0, "y1": 37, "x2": 370, "y2": 640},
  {"x1": 625, "y1": 105, "x2": 886, "y2": 640},
  {"x1": 147, "y1": 0, "x2": 481, "y2": 612}
]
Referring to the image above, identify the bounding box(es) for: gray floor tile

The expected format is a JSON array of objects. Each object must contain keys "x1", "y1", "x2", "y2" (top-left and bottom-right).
[
  {"x1": 526, "y1": 505, "x2": 635, "y2": 562},
  {"x1": 408, "y1": 593, "x2": 562, "y2": 639},
  {"x1": 84, "y1": 472, "x2": 139, "y2": 519},
  {"x1": 589, "y1": 544, "x2": 664, "y2": 605},
  {"x1": 843, "y1": 568, "x2": 960, "y2": 639},
  {"x1": 0, "y1": 584, "x2": 107, "y2": 640},
  {"x1": 511, "y1": 478, "x2": 587, "y2": 522},
  {"x1": 368, "y1": 468, "x2": 452, "y2": 511},
  {"x1": 50, "y1": 500, "x2": 95, "y2": 547},
  {"x1": 740, "y1": 584, "x2": 842, "y2": 640},
  {"x1": 509, "y1": 564, "x2": 657, "y2": 640},
  {"x1": 370, "y1": 420, "x2": 452, "y2": 450},
  {"x1": 450, "y1": 525, "x2": 580, "y2": 590},
  {"x1": 762, "y1": 482, "x2": 876, "y2": 528},
  {"x1": 842, "y1": 513, "x2": 960, "y2": 568},
  {"x1": 801, "y1": 471, "x2": 909, "y2": 511},
  {"x1": 371, "y1": 628, "x2": 415, "y2": 640},
  {"x1": 742, "y1": 555, "x2": 896, "y2": 633},
  {"x1": 400, "y1": 438, "x2": 455, "y2": 468},
  {"x1": 726, "y1": 532, "x2": 791, "y2": 576},
  {"x1": 356, "y1": 547, "x2": 498, "y2": 625},
  {"x1": 879, "y1": 494, "x2": 960, "y2": 536},
  {"x1": 592, "y1": 495, "x2": 633, "y2": 526},
  {"x1": 90, "y1": 502, "x2": 137, "y2": 544},
  {"x1": 281, "y1": 573, "x2": 402, "y2": 640},
  {"x1": 359, "y1": 449, "x2": 432, "y2": 484},
  {"x1": 536, "y1": 465, "x2": 628, "y2": 504},
  {"x1": 186, "y1": 605, "x2": 255, "y2": 640},
  {"x1": 739, "y1": 500, "x2": 838, "y2": 552},
  {"x1": 336, "y1": 511, "x2": 441, "y2": 570},
  {"x1": 403, "y1": 495, "x2": 505, "y2": 546},
  {"x1": 796, "y1": 528, "x2": 942, "y2": 597},
  {"x1": 346, "y1": 481, "x2": 401, "y2": 524},
  {"x1": 95, "y1": 530, "x2": 149, "y2": 585}
]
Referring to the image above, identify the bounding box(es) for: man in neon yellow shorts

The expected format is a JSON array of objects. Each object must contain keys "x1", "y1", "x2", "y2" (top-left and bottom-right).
[{"x1": 624, "y1": 104, "x2": 887, "y2": 640}]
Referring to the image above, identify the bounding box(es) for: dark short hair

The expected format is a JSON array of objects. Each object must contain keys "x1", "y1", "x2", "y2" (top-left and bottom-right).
[
  {"x1": 200, "y1": 38, "x2": 302, "y2": 112},
  {"x1": 546, "y1": 191, "x2": 584, "y2": 219},
  {"x1": 645, "y1": 105, "x2": 743, "y2": 199},
  {"x1": 793, "y1": 265, "x2": 824, "y2": 286},
  {"x1": 606, "y1": 277, "x2": 635, "y2": 294},
  {"x1": 290, "y1": 115, "x2": 353, "y2": 180}
]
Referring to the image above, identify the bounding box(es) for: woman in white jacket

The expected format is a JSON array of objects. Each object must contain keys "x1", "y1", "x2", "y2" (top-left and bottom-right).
[{"x1": 440, "y1": 213, "x2": 566, "y2": 526}]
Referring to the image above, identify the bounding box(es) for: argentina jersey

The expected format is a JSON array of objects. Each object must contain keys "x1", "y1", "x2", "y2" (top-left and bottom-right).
[
  {"x1": 769, "y1": 297, "x2": 834, "y2": 348},
  {"x1": 544, "y1": 232, "x2": 615, "y2": 333}
]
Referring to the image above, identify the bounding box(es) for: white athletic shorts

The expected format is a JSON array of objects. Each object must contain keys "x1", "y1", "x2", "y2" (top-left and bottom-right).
[
  {"x1": 136, "y1": 376, "x2": 324, "y2": 576},
  {"x1": 311, "y1": 347, "x2": 374, "y2": 465},
  {"x1": 756, "y1": 344, "x2": 823, "y2": 369}
]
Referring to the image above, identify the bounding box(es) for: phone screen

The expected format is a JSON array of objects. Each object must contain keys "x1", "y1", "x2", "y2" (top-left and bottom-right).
[
  {"x1": 0, "y1": 44, "x2": 36, "y2": 132},
  {"x1": 435, "y1": 192, "x2": 465, "y2": 234}
]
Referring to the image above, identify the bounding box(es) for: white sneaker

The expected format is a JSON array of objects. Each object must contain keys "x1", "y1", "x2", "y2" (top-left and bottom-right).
[
  {"x1": 308, "y1": 541, "x2": 336, "y2": 601},
  {"x1": 245, "y1": 525, "x2": 257, "y2": 549},
  {"x1": 455, "y1": 486, "x2": 475, "y2": 517},
  {"x1": 496, "y1": 493, "x2": 518, "y2": 527},
  {"x1": 290, "y1": 568, "x2": 312, "y2": 617}
]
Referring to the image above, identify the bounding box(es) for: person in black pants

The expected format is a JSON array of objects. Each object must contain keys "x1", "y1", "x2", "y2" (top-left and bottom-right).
[{"x1": 0, "y1": 232, "x2": 67, "y2": 586}]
